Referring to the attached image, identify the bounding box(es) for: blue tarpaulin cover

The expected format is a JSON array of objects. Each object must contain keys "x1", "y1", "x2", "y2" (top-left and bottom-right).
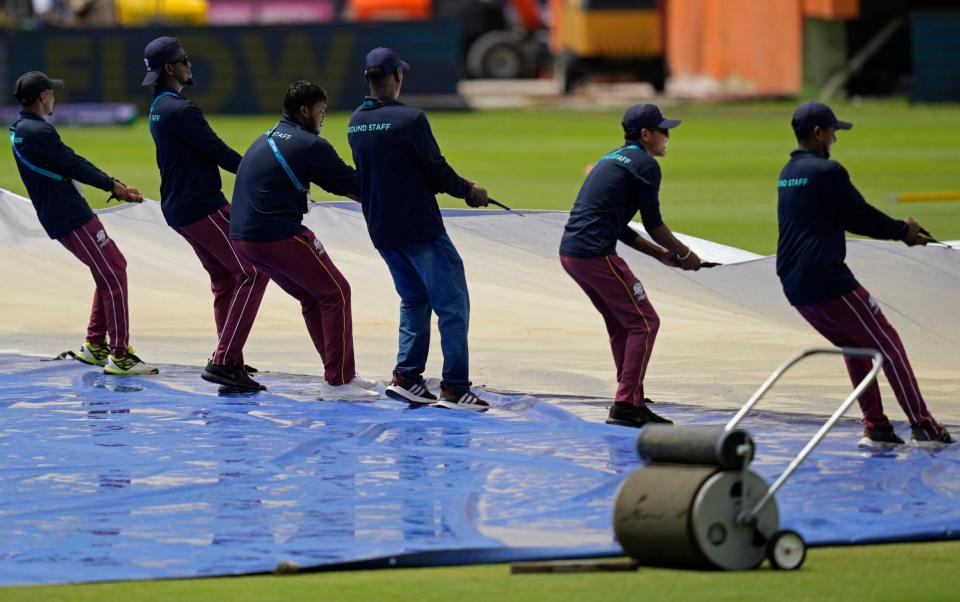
[{"x1": 0, "y1": 354, "x2": 957, "y2": 586}]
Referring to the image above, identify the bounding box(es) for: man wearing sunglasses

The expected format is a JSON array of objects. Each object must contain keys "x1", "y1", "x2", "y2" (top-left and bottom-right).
[
  {"x1": 559, "y1": 103, "x2": 700, "y2": 428},
  {"x1": 777, "y1": 101, "x2": 952, "y2": 448},
  {"x1": 142, "y1": 36, "x2": 268, "y2": 393}
]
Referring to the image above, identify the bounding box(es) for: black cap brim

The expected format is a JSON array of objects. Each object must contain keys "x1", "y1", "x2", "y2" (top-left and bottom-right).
[
  {"x1": 835, "y1": 120, "x2": 853, "y2": 130},
  {"x1": 49, "y1": 79, "x2": 64, "y2": 90},
  {"x1": 659, "y1": 118, "x2": 681, "y2": 129},
  {"x1": 141, "y1": 70, "x2": 160, "y2": 86},
  {"x1": 400, "y1": 60, "x2": 411, "y2": 70}
]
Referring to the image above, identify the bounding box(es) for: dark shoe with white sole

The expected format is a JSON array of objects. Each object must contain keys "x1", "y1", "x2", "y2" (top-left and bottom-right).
[
  {"x1": 858, "y1": 425, "x2": 904, "y2": 449},
  {"x1": 606, "y1": 402, "x2": 673, "y2": 428},
  {"x1": 202, "y1": 361, "x2": 264, "y2": 392},
  {"x1": 385, "y1": 370, "x2": 437, "y2": 406},
  {"x1": 435, "y1": 385, "x2": 489, "y2": 412},
  {"x1": 911, "y1": 425, "x2": 954, "y2": 448}
]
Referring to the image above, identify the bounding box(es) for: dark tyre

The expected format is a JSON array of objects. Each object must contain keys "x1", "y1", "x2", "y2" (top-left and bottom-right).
[{"x1": 466, "y1": 31, "x2": 526, "y2": 79}]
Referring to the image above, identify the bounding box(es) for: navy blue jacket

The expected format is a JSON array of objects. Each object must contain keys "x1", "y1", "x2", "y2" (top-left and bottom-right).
[
  {"x1": 559, "y1": 143, "x2": 664, "y2": 258},
  {"x1": 776, "y1": 149, "x2": 908, "y2": 306},
  {"x1": 230, "y1": 116, "x2": 360, "y2": 242},
  {"x1": 148, "y1": 87, "x2": 242, "y2": 228},
  {"x1": 347, "y1": 97, "x2": 471, "y2": 249},
  {"x1": 10, "y1": 111, "x2": 114, "y2": 239}
]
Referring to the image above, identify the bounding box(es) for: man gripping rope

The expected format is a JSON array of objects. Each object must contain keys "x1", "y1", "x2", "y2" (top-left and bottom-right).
[
  {"x1": 777, "y1": 101, "x2": 952, "y2": 448},
  {"x1": 229, "y1": 81, "x2": 378, "y2": 400},
  {"x1": 559, "y1": 104, "x2": 701, "y2": 428},
  {"x1": 10, "y1": 71, "x2": 158, "y2": 375},
  {"x1": 143, "y1": 37, "x2": 268, "y2": 392},
  {"x1": 347, "y1": 48, "x2": 491, "y2": 412}
]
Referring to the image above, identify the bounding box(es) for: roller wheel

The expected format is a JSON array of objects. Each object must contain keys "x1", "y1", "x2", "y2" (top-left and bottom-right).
[{"x1": 766, "y1": 529, "x2": 806, "y2": 570}]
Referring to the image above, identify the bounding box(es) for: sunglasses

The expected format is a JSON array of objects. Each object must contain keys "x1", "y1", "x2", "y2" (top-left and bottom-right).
[
  {"x1": 655, "y1": 127, "x2": 670, "y2": 138},
  {"x1": 167, "y1": 55, "x2": 190, "y2": 66}
]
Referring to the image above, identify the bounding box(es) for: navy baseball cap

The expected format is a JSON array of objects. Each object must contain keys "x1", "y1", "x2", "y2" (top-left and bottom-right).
[
  {"x1": 13, "y1": 71, "x2": 63, "y2": 104},
  {"x1": 141, "y1": 36, "x2": 183, "y2": 86},
  {"x1": 622, "y1": 103, "x2": 681, "y2": 132},
  {"x1": 363, "y1": 47, "x2": 410, "y2": 78},
  {"x1": 791, "y1": 101, "x2": 852, "y2": 132}
]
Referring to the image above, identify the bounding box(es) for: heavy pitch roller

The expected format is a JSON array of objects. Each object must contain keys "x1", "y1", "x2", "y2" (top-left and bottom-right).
[{"x1": 613, "y1": 347, "x2": 885, "y2": 571}]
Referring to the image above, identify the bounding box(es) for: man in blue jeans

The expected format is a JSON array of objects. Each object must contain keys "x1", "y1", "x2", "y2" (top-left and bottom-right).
[{"x1": 347, "y1": 47, "x2": 490, "y2": 412}]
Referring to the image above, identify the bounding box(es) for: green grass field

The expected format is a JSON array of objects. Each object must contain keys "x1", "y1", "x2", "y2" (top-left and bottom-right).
[
  {"x1": 2, "y1": 99, "x2": 958, "y2": 254},
  {"x1": 1, "y1": 100, "x2": 959, "y2": 598},
  {"x1": 3, "y1": 542, "x2": 960, "y2": 601}
]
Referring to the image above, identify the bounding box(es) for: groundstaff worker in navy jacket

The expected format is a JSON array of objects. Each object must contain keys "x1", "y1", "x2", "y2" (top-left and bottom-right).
[
  {"x1": 777, "y1": 101, "x2": 952, "y2": 448},
  {"x1": 230, "y1": 81, "x2": 378, "y2": 400},
  {"x1": 559, "y1": 104, "x2": 700, "y2": 428},
  {"x1": 10, "y1": 71, "x2": 158, "y2": 376},
  {"x1": 347, "y1": 48, "x2": 491, "y2": 412},
  {"x1": 143, "y1": 36, "x2": 268, "y2": 393}
]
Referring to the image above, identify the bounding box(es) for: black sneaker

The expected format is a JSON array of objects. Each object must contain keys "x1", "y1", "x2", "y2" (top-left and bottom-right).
[
  {"x1": 606, "y1": 402, "x2": 673, "y2": 428},
  {"x1": 858, "y1": 425, "x2": 904, "y2": 449},
  {"x1": 202, "y1": 361, "x2": 265, "y2": 392},
  {"x1": 911, "y1": 425, "x2": 954, "y2": 448},
  {"x1": 385, "y1": 370, "x2": 437, "y2": 405},
  {"x1": 436, "y1": 384, "x2": 490, "y2": 413}
]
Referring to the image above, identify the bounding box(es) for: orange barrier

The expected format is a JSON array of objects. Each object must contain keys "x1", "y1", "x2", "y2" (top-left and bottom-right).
[
  {"x1": 803, "y1": 0, "x2": 859, "y2": 20},
  {"x1": 666, "y1": 0, "x2": 803, "y2": 95},
  {"x1": 665, "y1": 0, "x2": 857, "y2": 96},
  {"x1": 350, "y1": 0, "x2": 431, "y2": 21}
]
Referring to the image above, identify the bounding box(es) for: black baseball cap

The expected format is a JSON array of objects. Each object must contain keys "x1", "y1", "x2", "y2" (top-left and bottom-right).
[
  {"x1": 622, "y1": 103, "x2": 681, "y2": 133},
  {"x1": 363, "y1": 47, "x2": 410, "y2": 79},
  {"x1": 791, "y1": 101, "x2": 852, "y2": 132},
  {"x1": 13, "y1": 71, "x2": 63, "y2": 104},
  {"x1": 142, "y1": 36, "x2": 184, "y2": 86}
]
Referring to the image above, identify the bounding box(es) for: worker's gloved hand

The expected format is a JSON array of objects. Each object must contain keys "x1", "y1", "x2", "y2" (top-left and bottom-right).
[{"x1": 466, "y1": 184, "x2": 489, "y2": 208}]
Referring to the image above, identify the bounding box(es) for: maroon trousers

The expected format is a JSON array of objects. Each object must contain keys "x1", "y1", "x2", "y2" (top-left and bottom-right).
[
  {"x1": 57, "y1": 216, "x2": 130, "y2": 356},
  {"x1": 796, "y1": 286, "x2": 939, "y2": 436},
  {"x1": 175, "y1": 206, "x2": 268, "y2": 367},
  {"x1": 234, "y1": 229, "x2": 356, "y2": 386},
  {"x1": 561, "y1": 254, "x2": 660, "y2": 406}
]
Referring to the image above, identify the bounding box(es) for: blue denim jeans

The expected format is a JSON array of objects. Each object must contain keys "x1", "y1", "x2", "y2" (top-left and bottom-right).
[{"x1": 378, "y1": 233, "x2": 470, "y2": 391}]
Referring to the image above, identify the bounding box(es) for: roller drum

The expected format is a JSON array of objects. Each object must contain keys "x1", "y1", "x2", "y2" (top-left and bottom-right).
[
  {"x1": 613, "y1": 464, "x2": 718, "y2": 568},
  {"x1": 635, "y1": 425, "x2": 754, "y2": 469},
  {"x1": 613, "y1": 464, "x2": 779, "y2": 570}
]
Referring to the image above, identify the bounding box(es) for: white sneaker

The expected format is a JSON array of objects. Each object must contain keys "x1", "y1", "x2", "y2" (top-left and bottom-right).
[
  {"x1": 317, "y1": 381, "x2": 379, "y2": 401},
  {"x1": 76, "y1": 340, "x2": 109, "y2": 367},
  {"x1": 103, "y1": 348, "x2": 159, "y2": 376},
  {"x1": 351, "y1": 374, "x2": 379, "y2": 390}
]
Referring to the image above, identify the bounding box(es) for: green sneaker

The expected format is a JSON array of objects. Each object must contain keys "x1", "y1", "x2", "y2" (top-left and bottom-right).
[
  {"x1": 76, "y1": 340, "x2": 109, "y2": 367},
  {"x1": 104, "y1": 347, "x2": 159, "y2": 376}
]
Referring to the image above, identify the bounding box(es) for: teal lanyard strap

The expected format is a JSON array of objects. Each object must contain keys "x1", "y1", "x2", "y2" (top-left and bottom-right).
[
  {"x1": 599, "y1": 144, "x2": 640, "y2": 161},
  {"x1": 148, "y1": 91, "x2": 179, "y2": 128},
  {"x1": 9, "y1": 123, "x2": 65, "y2": 181},
  {"x1": 266, "y1": 124, "x2": 308, "y2": 195}
]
